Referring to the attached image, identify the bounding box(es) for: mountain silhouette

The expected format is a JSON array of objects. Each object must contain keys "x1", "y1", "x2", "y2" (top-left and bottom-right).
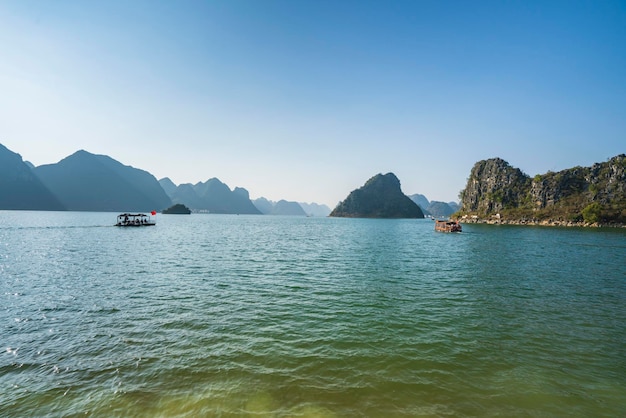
[
  {"x1": 330, "y1": 173, "x2": 424, "y2": 218},
  {"x1": 0, "y1": 143, "x2": 65, "y2": 210},
  {"x1": 298, "y1": 202, "x2": 331, "y2": 217},
  {"x1": 35, "y1": 150, "x2": 171, "y2": 212},
  {"x1": 159, "y1": 177, "x2": 261, "y2": 214},
  {"x1": 252, "y1": 198, "x2": 312, "y2": 216}
]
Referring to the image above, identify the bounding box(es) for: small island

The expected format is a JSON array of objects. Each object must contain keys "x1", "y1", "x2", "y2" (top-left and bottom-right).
[
  {"x1": 330, "y1": 172, "x2": 424, "y2": 218},
  {"x1": 162, "y1": 203, "x2": 191, "y2": 214}
]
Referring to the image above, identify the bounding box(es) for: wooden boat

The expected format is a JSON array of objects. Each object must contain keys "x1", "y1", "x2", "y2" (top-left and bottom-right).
[
  {"x1": 435, "y1": 219, "x2": 462, "y2": 233},
  {"x1": 115, "y1": 213, "x2": 156, "y2": 227}
]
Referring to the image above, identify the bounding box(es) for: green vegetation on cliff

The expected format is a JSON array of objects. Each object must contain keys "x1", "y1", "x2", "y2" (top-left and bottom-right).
[{"x1": 459, "y1": 155, "x2": 626, "y2": 224}]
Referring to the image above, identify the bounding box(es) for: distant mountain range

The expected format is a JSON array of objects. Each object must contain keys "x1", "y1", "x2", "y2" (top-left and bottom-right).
[
  {"x1": 252, "y1": 197, "x2": 304, "y2": 216},
  {"x1": 407, "y1": 194, "x2": 460, "y2": 218},
  {"x1": 6, "y1": 142, "x2": 619, "y2": 225},
  {"x1": 298, "y1": 202, "x2": 332, "y2": 217},
  {"x1": 0, "y1": 143, "x2": 449, "y2": 216},
  {"x1": 159, "y1": 176, "x2": 333, "y2": 216},
  {"x1": 159, "y1": 177, "x2": 260, "y2": 214},
  {"x1": 252, "y1": 198, "x2": 331, "y2": 216},
  {"x1": 0, "y1": 143, "x2": 333, "y2": 214}
]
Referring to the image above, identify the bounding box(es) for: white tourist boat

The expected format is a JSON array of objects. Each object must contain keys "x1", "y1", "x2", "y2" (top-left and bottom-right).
[{"x1": 115, "y1": 212, "x2": 156, "y2": 227}]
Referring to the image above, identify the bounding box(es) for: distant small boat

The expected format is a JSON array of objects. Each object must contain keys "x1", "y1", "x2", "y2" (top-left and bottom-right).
[
  {"x1": 115, "y1": 213, "x2": 156, "y2": 227},
  {"x1": 435, "y1": 219, "x2": 462, "y2": 233}
]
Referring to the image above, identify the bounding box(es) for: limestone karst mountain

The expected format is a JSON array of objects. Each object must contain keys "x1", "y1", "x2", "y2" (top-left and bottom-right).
[
  {"x1": 460, "y1": 155, "x2": 626, "y2": 224},
  {"x1": 330, "y1": 173, "x2": 424, "y2": 218}
]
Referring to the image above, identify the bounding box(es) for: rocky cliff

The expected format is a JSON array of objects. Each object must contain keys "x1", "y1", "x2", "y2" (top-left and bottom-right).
[
  {"x1": 461, "y1": 158, "x2": 530, "y2": 214},
  {"x1": 460, "y1": 155, "x2": 626, "y2": 225},
  {"x1": 330, "y1": 173, "x2": 424, "y2": 218}
]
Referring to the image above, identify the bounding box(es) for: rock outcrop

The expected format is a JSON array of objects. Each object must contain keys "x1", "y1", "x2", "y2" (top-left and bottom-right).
[
  {"x1": 461, "y1": 158, "x2": 530, "y2": 214},
  {"x1": 460, "y1": 155, "x2": 626, "y2": 225},
  {"x1": 330, "y1": 173, "x2": 424, "y2": 218}
]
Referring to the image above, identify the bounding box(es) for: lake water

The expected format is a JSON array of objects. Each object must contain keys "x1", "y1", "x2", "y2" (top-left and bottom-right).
[{"x1": 1, "y1": 211, "x2": 625, "y2": 417}]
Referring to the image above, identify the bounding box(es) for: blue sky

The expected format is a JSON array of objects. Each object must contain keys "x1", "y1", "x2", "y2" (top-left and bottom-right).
[{"x1": 1, "y1": 0, "x2": 624, "y2": 207}]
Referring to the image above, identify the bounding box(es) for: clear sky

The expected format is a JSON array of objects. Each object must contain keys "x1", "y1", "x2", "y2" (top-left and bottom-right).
[{"x1": 1, "y1": 0, "x2": 624, "y2": 207}]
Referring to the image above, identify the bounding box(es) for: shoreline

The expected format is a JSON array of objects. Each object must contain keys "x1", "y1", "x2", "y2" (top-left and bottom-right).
[{"x1": 459, "y1": 217, "x2": 626, "y2": 228}]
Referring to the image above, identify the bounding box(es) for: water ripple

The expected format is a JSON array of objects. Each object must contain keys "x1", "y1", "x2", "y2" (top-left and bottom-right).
[{"x1": 1, "y1": 213, "x2": 625, "y2": 416}]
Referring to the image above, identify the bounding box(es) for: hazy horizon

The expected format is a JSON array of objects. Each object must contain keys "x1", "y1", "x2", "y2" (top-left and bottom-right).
[{"x1": 1, "y1": 1, "x2": 624, "y2": 207}]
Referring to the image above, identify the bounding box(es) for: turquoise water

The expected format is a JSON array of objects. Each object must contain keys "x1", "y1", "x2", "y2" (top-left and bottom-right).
[{"x1": 1, "y1": 211, "x2": 625, "y2": 417}]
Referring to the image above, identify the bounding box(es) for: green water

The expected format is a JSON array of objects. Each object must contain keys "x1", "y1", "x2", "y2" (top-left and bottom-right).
[{"x1": 1, "y1": 212, "x2": 625, "y2": 417}]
